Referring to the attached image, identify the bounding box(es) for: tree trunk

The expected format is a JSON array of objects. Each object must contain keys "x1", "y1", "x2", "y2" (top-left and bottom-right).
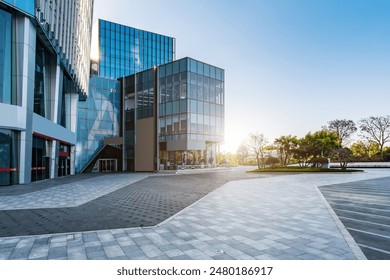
[{"x1": 256, "y1": 155, "x2": 261, "y2": 170}]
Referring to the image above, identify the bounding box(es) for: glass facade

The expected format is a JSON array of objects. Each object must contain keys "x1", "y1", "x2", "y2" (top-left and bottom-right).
[
  {"x1": 76, "y1": 76, "x2": 120, "y2": 173},
  {"x1": 158, "y1": 58, "x2": 224, "y2": 143},
  {"x1": 31, "y1": 135, "x2": 50, "y2": 182},
  {"x1": 1, "y1": 0, "x2": 34, "y2": 15},
  {"x1": 0, "y1": 129, "x2": 19, "y2": 186},
  {"x1": 0, "y1": 8, "x2": 12, "y2": 104},
  {"x1": 34, "y1": 39, "x2": 52, "y2": 117},
  {"x1": 136, "y1": 69, "x2": 156, "y2": 120},
  {"x1": 98, "y1": 19, "x2": 175, "y2": 79},
  {"x1": 158, "y1": 58, "x2": 224, "y2": 168}
]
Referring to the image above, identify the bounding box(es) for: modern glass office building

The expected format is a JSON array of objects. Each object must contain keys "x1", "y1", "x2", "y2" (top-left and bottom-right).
[
  {"x1": 158, "y1": 58, "x2": 224, "y2": 169},
  {"x1": 76, "y1": 19, "x2": 175, "y2": 173},
  {"x1": 0, "y1": 0, "x2": 93, "y2": 185},
  {"x1": 120, "y1": 57, "x2": 224, "y2": 172},
  {"x1": 97, "y1": 19, "x2": 175, "y2": 79}
]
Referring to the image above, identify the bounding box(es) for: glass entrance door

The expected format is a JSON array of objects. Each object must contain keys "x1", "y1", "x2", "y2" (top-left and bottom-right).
[{"x1": 99, "y1": 159, "x2": 117, "y2": 172}]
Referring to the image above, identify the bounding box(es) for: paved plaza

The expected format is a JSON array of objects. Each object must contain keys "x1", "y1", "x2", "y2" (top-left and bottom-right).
[
  {"x1": 320, "y1": 177, "x2": 390, "y2": 259},
  {"x1": 0, "y1": 168, "x2": 389, "y2": 260}
]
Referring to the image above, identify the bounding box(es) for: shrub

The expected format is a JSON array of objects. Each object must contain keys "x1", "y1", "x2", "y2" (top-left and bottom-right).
[{"x1": 265, "y1": 156, "x2": 280, "y2": 168}]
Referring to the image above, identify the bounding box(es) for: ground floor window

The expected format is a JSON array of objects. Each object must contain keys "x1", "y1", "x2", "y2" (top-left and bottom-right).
[
  {"x1": 159, "y1": 142, "x2": 218, "y2": 170},
  {"x1": 0, "y1": 129, "x2": 19, "y2": 186},
  {"x1": 31, "y1": 136, "x2": 50, "y2": 182},
  {"x1": 92, "y1": 159, "x2": 117, "y2": 173}
]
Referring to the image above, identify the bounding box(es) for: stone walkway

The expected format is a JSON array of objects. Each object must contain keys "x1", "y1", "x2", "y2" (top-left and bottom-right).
[
  {"x1": 0, "y1": 168, "x2": 389, "y2": 260},
  {"x1": 0, "y1": 173, "x2": 150, "y2": 210}
]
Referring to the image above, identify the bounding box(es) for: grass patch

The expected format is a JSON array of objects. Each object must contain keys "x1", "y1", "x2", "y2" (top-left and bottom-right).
[{"x1": 248, "y1": 167, "x2": 363, "y2": 173}]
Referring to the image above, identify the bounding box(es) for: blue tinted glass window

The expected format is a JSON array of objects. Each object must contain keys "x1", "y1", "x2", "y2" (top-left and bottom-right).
[
  {"x1": 15, "y1": 0, "x2": 34, "y2": 15},
  {"x1": 166, "y1": 63, "x2": 172, "y2": 76},
  {"x1": 204, "y1": 64, "x2": 210, "y2": 77},
  {"x1": 210, "y1": 66, "x2": 216, "y2": 79},
  {"x1": 197, "y1": 61, "x2": 203, "y2": 75},
  {"x1": 173, "y1": 61, "x2": 179, "y2": 74},
  {"x1": 180, "y1": 99, "x2": 187, "y2": 112},
  {"x1": 190, "y1": 59, "x2": 197, "y2": 73},
  {"x1": 0, "y1": 9, "x2": 12, "y2": 104},
  {"x1": 190, "y1": 100, "x2": 197, "y2": 112},
  {"x1": 216, "y1": 68, "x2": 222, "y2": 80}
]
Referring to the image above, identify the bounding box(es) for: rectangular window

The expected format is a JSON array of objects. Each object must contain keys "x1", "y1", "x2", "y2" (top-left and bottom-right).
[
  {"x1": 197, "y1": 101, "x2": 204, "y2": 114},
  {"x1": 172, "y1": 101, "x2": 179, "y2": 114},
  {"x1": 180, "y1": 59, "x2": 187, "y2": 72},
  {"x1": 0, "y1": 129, "x2": 19, "y2": 186},
  {"x1": 180, "y1": 113, "x2": 187, "y2": 133},
  {"x1": 0, "y1": 9, "x2": 12, "y2": 104},
  {"x1": 190, "y1": 99, "x2": 197, "y2": 113},
  {"x1": 173, "y1": 84, "x2": 180, "y2": 100},
  {"x1": 180, "y1": 83, "x2": 187, "y2": 99},
  {"x1": 180, "y1": 99, "x2": 187, "y2": 113},
  {"x1": 190, "y1": 59, "x2": 197, "y2": 73}
]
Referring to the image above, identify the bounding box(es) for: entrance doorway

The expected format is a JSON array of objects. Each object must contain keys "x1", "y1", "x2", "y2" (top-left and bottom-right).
[
  {"x1": 92, "y1": 159, "x2": 117, "y2": 173},
  {"x1": 58, "y1": 156, "x2": 70, "y2": 177}
]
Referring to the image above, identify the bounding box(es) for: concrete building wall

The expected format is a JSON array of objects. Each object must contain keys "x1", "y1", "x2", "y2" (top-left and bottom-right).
[{"x1": 135, "y1": 118, "x2": 155, "y2": 172}]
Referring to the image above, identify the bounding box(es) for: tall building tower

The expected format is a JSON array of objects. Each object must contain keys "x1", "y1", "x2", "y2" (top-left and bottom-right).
[{"x1": 0, "y1": 0, "x2": 94, "y2": 185}]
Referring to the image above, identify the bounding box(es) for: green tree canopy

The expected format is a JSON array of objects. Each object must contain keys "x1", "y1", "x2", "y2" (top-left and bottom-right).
[{"x1": 274, "y1": 135, "x2": 298, "y2": 167}]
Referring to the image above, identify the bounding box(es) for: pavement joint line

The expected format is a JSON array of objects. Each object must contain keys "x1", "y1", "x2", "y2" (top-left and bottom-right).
[
  {"x1": 357, "y1": 244, "x2": 390, "y2": 255},
  {"x1": 334, "y1": 208, "x2": 390, "y2": 219},
  {"x1": 315, "y1": 186, "x2": 367, "y2": 260},
  {"x1": 328, "y1": 202, "x2": 390, "y2": 212},
  {"x1": 339, "y1": 216, "x2": 390, "y2": 229},
  {"x1": 346, "y1": 227, "x2": 390, "y2": 239}
]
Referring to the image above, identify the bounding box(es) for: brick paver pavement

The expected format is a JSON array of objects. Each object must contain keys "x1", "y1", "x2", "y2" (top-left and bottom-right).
[{"x1": 0, "y1": 168, "x2": 389, "y2": 260}]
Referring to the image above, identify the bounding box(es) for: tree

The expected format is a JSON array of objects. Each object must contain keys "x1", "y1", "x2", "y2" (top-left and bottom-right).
[
  {"x1": 359, "y1": 115, "x2": 390, "y2": 159},
  {"x1": 265, "y1": 156, "x2": 280, "y2": 168},
  {"x1": 331, "y1": 148, "x2": 353, "y2": 169},
  {"x1": 274, "y1": 135, "x2": 298, "y2": 167},
  {"x1": 325, "y1": 119, "x2": 357, "y2": 147},
  {"x1": 292, "y1": 130, "x2": 340, "y2": 166},
  {"x1": 217, "y1": 152, "x2": 238, "y2": 166},
  {"x1": 236, "y1": 142, "x2": 249, "y2": 165},
  {"x1": 247, "y1": 132, "x2": 268, "y2": 170},
  {"x1": 350, "y1": 141, "x2": 380, "y2": 161}
]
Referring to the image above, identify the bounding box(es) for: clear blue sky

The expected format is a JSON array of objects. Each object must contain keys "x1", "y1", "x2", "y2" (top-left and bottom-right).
[{"x1": 94, "y1": 0, "x2": 390, "y2": 152}]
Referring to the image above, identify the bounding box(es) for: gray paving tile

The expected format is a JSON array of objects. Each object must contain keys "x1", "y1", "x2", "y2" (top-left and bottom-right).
[{"x1": 103, "y1": 245, "x2": 125, "y2": 258}]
